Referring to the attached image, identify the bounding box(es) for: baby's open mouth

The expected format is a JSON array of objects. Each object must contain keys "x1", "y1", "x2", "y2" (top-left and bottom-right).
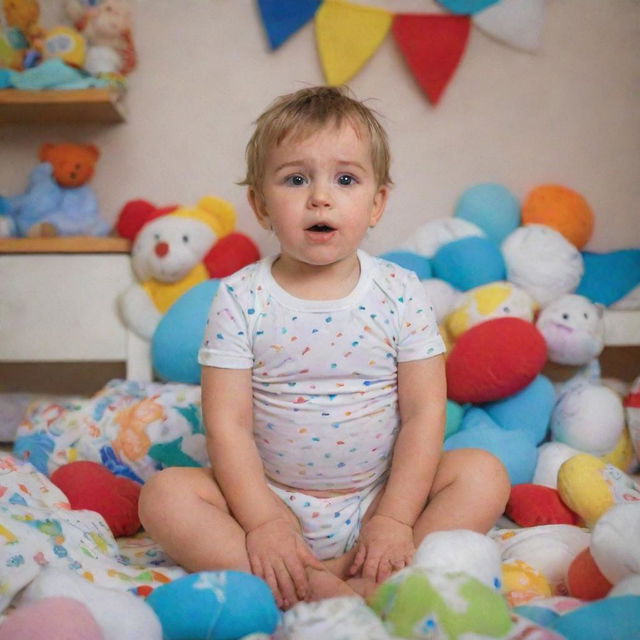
[{"x1": 307, "y1": 224, "x2": 335, "y2": 232}]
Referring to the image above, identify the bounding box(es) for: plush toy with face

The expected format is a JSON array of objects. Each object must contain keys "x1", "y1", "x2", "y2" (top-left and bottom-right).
[
  {"x1": 117, "y1": 196, "x2": 260, "y2": 341},
  {"x1": 0, "y1": 142, "x2": 109, "y2": 237},
  {"x1": 535, "y1": 293, "x2": 604, "y2": 366}
]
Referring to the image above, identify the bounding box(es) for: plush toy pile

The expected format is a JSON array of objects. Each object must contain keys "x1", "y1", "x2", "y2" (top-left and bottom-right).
[
  {"x1": 3, "y1": 181, "x2": 639, "y2": 638},
  {"x1": 0, "y1": 0, "x2": 136, "y2": 89}
]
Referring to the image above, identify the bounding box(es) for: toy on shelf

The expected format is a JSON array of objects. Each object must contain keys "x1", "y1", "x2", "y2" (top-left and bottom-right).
[
  {"x1": 0, "y1": 142, "x2": 111, "y2": 238},
  {"x1": 65, "y1": 0, "x2": 136, "y2": 76},
  {"x1": 117, "y1": 196, "x2": 260, "y2": 341},
  {"x1": 2, "y1": 0, "x2": 87, "y2": 70}
]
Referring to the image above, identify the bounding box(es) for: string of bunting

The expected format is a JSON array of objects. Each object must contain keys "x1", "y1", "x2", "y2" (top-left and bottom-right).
[{"x1": 257, "y1": 0, "x2": 545, "y2": 106}]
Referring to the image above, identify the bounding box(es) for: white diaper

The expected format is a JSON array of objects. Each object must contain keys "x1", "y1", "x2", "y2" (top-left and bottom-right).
[{"x1": 268, "y1": 479, "x2": 385, "y2": 561}]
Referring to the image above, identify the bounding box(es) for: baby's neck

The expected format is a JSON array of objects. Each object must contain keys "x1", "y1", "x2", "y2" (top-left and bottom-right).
[{"x1": 271, "y1": 254, "x2": 361, "y2": 300}]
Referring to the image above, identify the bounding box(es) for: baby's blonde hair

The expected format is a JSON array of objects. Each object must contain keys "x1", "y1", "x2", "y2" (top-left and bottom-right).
[{"x1": 241, "y1": 86, "x2": 392, "y2": 194}]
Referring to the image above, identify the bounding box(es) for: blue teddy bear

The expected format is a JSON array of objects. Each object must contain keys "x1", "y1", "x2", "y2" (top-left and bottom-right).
[{"x1": 0, "y1": 142, "x2": 111, "y2": 237}]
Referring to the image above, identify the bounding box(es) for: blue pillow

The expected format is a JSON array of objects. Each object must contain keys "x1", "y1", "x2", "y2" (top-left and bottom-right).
[
  {"x1": 576, "y1": 249, "x2": 640, "y2": 306},
  {"x1": 481, "y1": 375, "x2": 555, "y2": 445},
  {"x1": 445, "y1": 408, "x2": 538, "y2": 485}
]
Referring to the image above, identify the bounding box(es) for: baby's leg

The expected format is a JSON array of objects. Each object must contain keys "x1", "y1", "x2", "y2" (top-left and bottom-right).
[
  {"x1": 414, "y1": 448, "x2": 510, "y2": 545},
  {"x1": 139, "y1": 467, "x2": 253, "y2": 573},
  {"x1": 140, "y1": 467, "x2": 359, "y2": 604}
]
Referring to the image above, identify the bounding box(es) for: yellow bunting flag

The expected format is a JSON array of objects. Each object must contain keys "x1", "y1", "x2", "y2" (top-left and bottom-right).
[{"x1": 315, "y1": 0, "x2": 393, "y2": 86}]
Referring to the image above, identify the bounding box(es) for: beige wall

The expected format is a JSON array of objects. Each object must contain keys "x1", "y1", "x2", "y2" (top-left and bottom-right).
[{"x1": 2, "y1": 0, "x2": 639, "y2": 258}]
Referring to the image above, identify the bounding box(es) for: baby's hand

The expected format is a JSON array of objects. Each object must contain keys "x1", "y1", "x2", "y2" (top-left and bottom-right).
[
  {"x1": 245, "y1": 517, "x2": 323, "y2": 609},
  {"x1": 349, "y1": 514, "x2": 414, "y2": 584}
]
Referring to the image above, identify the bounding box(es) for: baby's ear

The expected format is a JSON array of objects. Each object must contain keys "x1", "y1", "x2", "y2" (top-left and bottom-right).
[
  {"x1": 247, "y1": 187, "x2": 270, "y2": 230},
  {"x1": 370, "y1": 184, "x2": 389, "y2": 227}
]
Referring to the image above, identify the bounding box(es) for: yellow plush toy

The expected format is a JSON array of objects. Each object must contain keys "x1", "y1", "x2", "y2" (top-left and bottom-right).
[
  {"x1": 557, "y1": 453, "x2": 640, "y2": 528},
  {"x1": 445, "y1": 281, "x2": 536, "y2": 341}
]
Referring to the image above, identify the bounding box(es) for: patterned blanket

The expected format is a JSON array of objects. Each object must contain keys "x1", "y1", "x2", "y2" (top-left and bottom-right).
[
  {"x1": 0, "y1": 452, "x2": 186, "y2": 614},
  {"x1": 12, "y1": 379, "x2": 208, "y2": 482}
]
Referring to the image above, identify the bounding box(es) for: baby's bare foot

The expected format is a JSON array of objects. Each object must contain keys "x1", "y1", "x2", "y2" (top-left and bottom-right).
[
  {"x1": 345, "y1": 576, "x2": 379, "y2": 601},
  {"x1": 306, "y1": 567, "x2": 359, "y2": 601}
]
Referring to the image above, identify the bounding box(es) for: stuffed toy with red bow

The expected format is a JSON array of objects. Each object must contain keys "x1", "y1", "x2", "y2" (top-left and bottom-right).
[{"x1": 117, "y1": 196, "x2": 260, "y2": 340}]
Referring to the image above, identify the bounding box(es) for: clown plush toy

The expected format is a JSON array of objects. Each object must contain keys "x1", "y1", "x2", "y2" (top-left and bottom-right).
[{"x1": 117, "y1": 196, "x2": 259, "y2": 340}]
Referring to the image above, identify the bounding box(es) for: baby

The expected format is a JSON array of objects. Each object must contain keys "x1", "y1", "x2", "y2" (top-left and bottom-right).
[{"x1": 139, "y1": 85, "x2": 510, "y2": 609}]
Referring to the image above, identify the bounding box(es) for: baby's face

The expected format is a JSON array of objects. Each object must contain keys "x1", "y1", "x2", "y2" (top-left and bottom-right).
[{"x1": 250, "y1": 121, "x2": 388, "y2": 272}]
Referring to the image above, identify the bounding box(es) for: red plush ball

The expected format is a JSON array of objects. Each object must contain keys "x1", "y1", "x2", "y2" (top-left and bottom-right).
[
  {"x1": 446, "y1": 317, "x2": 547, "y2": 403},
  {"x1": 568, "y1": 547, "x2": 613, "y2": 600},
  {"x1": 50, "y1": 461, "x2": 142, "y2": 537},
  {"x1": 506, "y1": 484, "x2": 579, "y2": 527}
]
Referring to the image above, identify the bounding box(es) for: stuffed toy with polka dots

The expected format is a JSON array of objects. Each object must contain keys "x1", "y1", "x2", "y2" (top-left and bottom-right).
[{"x1": 117, "y1": 196, "x2": 259, "y2": 340}]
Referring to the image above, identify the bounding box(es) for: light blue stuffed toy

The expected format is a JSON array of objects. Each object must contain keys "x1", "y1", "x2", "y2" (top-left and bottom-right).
[{"x1": 1, "y1": 157, "x2": 110, "y2": 237}]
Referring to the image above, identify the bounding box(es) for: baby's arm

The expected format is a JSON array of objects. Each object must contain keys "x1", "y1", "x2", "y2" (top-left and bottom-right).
[
  {"x1": 350, "y1": 354, "x2": 446, "y2": 582},
  {"x1": 201, "y1": 366, "x2": 322, "y2": 607}
]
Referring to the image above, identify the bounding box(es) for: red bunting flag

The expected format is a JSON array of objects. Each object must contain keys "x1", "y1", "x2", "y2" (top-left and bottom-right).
[{"x1": 392, "y1": 14, "x2": 471, "y2": 106}]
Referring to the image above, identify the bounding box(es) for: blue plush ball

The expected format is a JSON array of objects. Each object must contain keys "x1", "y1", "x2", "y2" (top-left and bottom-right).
[
  {"x1": 550, "y1": 595, "x2": 640, "y2": 640},
  {"x1": 432, "y1": 236, "x2": 506, "y2": 291},
  {"x1": 576, "y1": 249, "x2": 640, "y2": 306},
  {"x1": 454, "y1": 183, "x2": 520, "y2": 245},
  {"x1": 444, "y1": 407, "x2": 538, "y2": 485},
  {"x1": 146, "y1": 570, "x2": 281, "y2": 640},
  {"x1": 437, "y1": 0, "x2": 500, "y2": 15},
  {"x1": 445, "y1": 399, "x2": 465, "y2": 438},
  {"x1": 152, "y1": 279, "x2": 220, "y2": 384},
  {"x1": 481, "y1": 375, "x2": 555, "y2": 445},
  {"x1": 379, "y1": 250, "x2": 432, "y2": 280}
]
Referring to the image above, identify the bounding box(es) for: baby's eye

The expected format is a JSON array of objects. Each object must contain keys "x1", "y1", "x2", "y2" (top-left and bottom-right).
[
  {"x1": 285, "y1": 174, "x2": 307, "y2": 186},
  {"x1": 337, "y1": 174, "x2": 356, "y2": 186}
]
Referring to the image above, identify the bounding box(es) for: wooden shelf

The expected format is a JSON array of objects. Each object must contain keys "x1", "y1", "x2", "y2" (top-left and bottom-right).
[
  {"x1": 0, "y1": 236, "x2": 130, "y2": 254},
  {"x1": 0, "y1": 88, "x2": 126, "y2": 125}
]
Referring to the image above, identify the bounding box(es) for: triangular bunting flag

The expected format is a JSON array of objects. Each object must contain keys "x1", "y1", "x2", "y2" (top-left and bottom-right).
[
  {"x1": 474, "y1": 0, "x2": 545, "y2": 53},
  {"x1": 315, "y1": 0, "x2": 393, "y2": 86},
  {"x1": 257, "y1": 0, "x2": 322, "y2": 50},
  {"x1": 392, "y1": 14, "x2": 471, "y2": 106}
]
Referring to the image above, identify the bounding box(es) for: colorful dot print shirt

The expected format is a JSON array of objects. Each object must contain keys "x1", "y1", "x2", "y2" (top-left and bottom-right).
[{"x1": 198, "y1": 250, "x2": 446, "y2": 492}]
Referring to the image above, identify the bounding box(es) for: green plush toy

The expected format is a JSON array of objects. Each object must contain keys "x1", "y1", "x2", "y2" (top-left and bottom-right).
[{"x1": 369, "y1": 567, "x2": 513, "y2": 639}]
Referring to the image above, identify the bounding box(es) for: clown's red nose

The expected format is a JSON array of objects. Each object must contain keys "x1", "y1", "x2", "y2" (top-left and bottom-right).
[{"x1": 155, "y1": 241, "x2": 169, "y2": 257}]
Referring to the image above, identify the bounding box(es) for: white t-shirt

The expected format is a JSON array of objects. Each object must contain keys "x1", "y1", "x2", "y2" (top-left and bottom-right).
[{"x1": 198, "y1": 250, "x2": 446, "y2": 491}]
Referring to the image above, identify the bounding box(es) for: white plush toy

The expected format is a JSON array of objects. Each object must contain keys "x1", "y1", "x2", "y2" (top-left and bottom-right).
[
  {"x1": 590, "y1": 503, "x2": 640, "y2": 586},
  {"x1": 116, "y1": 197, "x2": 259, "y2": 340},
  {"x1": 492, "y1": 524, "x2": 590, "y2": 595},
  {"x1": 501, "y1": 224, "x2": 584, "y2": 307},
  {"x1": 275, "y1": 597, "x2": 392, "y2": 640},
  {"x1": 533, "y1": 441, "x2": 583, "y2": 488},
  {"x1": 17, "y1": 568, "x2": 162, "y2": 640},
  {"x1": 412, "y1": 529, "x2": 503, "y2": 592},
  {"x1": 401, "y1": 216, "x2": 485, "y2": 258},
  {"x1": 551, "y1": 378, "x2": 626, "y2": 456},
  {"x1": 536, "y1": 294, "x2": 605, "y2": 366},
  {"x1": 420, "y1": 278, "x2": 461, "y2": 324}
]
